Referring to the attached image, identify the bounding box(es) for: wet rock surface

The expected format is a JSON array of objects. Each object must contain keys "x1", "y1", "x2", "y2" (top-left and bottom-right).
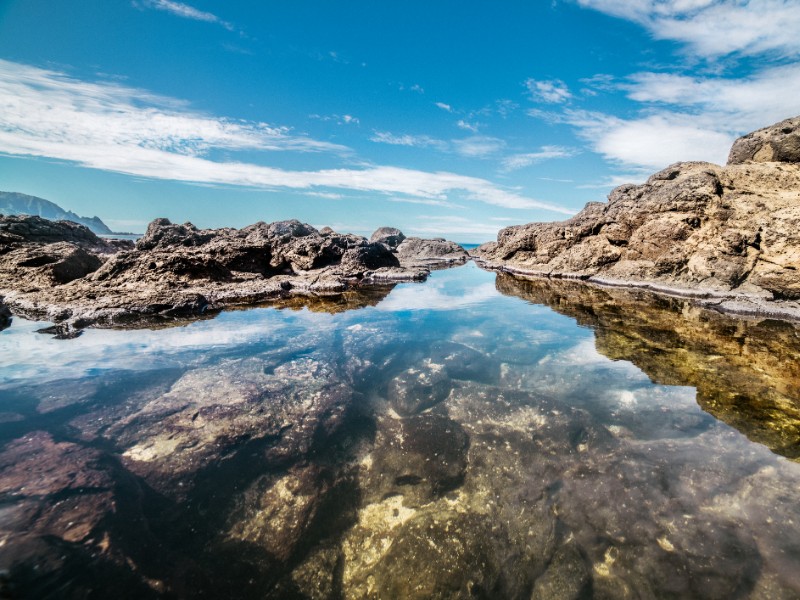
[
  {"x1": 473, "y1": 116, "x2": 800, "y2": 320},
  {"x1": 0, "y1": 216, "x2": 466, "y2": 330},
  {"x1": 0, "y1": 297, "x2": 10, "y2": 331},
  {"x1": 2, "y1": 264, "x2": 800, "y2": 599}
]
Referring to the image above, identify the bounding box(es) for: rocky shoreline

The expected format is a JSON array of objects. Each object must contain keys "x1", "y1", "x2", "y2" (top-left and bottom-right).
[
  {"x1": 473, "y1": 116, "x2": 800, "y2": 321},
  {"x1": 0, "y1": 216, "x2": 467, "y2": 332}
]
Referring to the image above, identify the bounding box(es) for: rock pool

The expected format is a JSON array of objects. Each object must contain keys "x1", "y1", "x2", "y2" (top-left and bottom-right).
[{"x1": 1, "y1": 262, "x2": 799, "y2": 599}]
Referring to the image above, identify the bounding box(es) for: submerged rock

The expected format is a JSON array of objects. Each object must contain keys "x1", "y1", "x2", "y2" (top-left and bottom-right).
[{"x1": 473, "y1": 116, "x2": 800, "y2": 319}]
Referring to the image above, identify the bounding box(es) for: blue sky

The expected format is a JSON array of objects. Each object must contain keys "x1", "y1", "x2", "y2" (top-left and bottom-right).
[{"x1": 1, "y1": 1, "x2": 799, "y2": 240}]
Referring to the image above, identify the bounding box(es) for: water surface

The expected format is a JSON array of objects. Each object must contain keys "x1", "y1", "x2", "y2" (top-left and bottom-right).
[{"x1": 1, "y1": 263, "x2": 799, "y2": 599}]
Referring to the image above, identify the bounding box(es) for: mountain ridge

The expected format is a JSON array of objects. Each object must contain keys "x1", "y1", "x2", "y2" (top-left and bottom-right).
[{"x1": 0, "y1": 191, "x2": 118, "y2": 235}]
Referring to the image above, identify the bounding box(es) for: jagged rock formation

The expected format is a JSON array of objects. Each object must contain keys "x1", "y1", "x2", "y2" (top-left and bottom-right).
[
  {"x1": 0, "y1": 216, "x2": 466, "y2": 329},
  {"x1": 474, "y1": 116, "x2": 800, "y2": 319},
  {"x1": 0, "y1": 191, "x2": 116, "y2": 235}
]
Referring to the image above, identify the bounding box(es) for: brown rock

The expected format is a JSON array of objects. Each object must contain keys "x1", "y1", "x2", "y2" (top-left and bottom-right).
[
  {"x1": 396, "y1": 236, "x2": 469, "y2": 267},
  {"x1": 474, "y1": 116, "x2": 800, "y2": 317},
  {"x1": 0, "y1": 215, "x2": 463, "y2": 329},
  {"x1": 728, "y1": 116, "x2": 800, "y2": 165},
  {"x1": 369, "y1": 226, "x2": 406, "y2": 249}
]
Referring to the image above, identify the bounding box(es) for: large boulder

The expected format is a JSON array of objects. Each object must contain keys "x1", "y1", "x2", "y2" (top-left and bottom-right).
[
  {"x1": 728, "y1": 116, "x2": 800, "y2": 165},
  {"x1": 396, "y1": 237, "x2": 469, "y2": 266},
  {"x1": 369, "y1": 226, "x2": 406, "y2": 249}
]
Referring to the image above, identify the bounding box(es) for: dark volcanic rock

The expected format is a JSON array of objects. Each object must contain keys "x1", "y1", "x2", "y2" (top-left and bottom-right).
[
  {"x1": 0, "y1": 297, "x2": 10, "y2": 331},
  {"x1": 396, "y1": 236, "x2": 469, "y2": 267},
  {"x1": 371, "y1": 513, "x2": 508, "y2": 599},
  {"x1": 338, "y1": 242, "x2": 400, "y2": 274},
  {"x1": 369, "y1": 226, "x2": 406, "y2": 249},
  {"x1": 728, "y1": 115, "x2": 800, "y2": 165},
  {"x1": 367, "y1": 413, "x2": 469, "y2": 507},
  {"x1": 474, "y1": 116, "x2": 800, "y2": 319},
  {"x1": 387, "y1": 363, "x2": 452, "y2": 415},
  {"x1": 0, "y1": 432, "x2": 162, "y2": 599},
  {"x1": 0, "y1": 214, "x2": 105, "y2": 246},
  {"x1": 0, "y1": 215, "x2": 465, "y2": 329}
]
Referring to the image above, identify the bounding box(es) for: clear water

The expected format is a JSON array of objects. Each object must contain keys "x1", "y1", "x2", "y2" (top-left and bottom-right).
[{"x1": 1, "y1": 262, "x2": 799, "y2": 599}]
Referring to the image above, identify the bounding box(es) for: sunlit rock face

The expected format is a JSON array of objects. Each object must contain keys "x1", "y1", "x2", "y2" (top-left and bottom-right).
[
  {"x1": 495, "y1": 273, "x2": 800, "y2": 460},
  {"x1": 473, "y1": 116, "x2": 800, "y2": 318}
]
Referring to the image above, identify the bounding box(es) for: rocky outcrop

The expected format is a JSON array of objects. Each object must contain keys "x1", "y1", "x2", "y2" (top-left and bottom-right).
[
  {"x1": 474, "y1": 116, "x2": 800, "y2": 319},
  {"x1": 395, "y1": 236, "x2": 469, "y2": 267},
  {"x1": 728, "y1": 116, "x2": 800, "y2": 165},
  {"x1": 369, "y1": 226, "x2": 406, "y2": 249},
  {"x1": 0, "y1": 217, "x2": 466, "y2": 330}
]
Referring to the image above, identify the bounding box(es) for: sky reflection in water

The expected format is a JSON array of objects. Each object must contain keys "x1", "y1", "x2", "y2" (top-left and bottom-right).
[{"x1": 1, "y1": 263, "x2": 799, "y2": 599}]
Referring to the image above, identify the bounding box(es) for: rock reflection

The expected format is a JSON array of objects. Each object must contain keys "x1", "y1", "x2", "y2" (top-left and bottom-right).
[
  {"x1": 495, "y1": 273, "x2": 800, "y2": 460},
  {"x1": 3, "y1": 265, "x2": 800, "y2": 599}
]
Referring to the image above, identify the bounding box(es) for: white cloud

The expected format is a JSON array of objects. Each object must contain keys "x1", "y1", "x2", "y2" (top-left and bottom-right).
[
  {"x1": 526, "y1": 78, "x2": 572, "y2": 103},
  {"x1": 452, "y1": 136, "x2": 506, "y2": 158},
  {"x1": 376, "y1": 281, "x2": 498, "y2": 312},
  {"x1": 404, "y1": 215, "x2": 510, "y2": 239},
  {"x1": 310, "y1": 113, "x2": 360, "y2": 125},
  {"x1": 435, "y1": 102, "x2": 453, "y2": 112},
  {"x1": 387, "y1": 197, "x2": 464, "y2": 209},
  {"x1": 139, "y1": 0, "x2": 234, "y2": 31},
  {"x1": 370, "y1": 131, "x2": 448, "y2": 150},
  {"x1": 456, "y1": 120, "x2": 480, "y2": 133},
  {"x1": 500, "y1": 146, "x2": 577, "y2": 172},
  {"x1": 561, "y1": 62, "x2": 800, "y2": 170},
  {"x1": 624, "y1": 63, "x2": 800, "y2": 127},
  {"x1": 410, "y1": 84, "x2": 425, "y2": 94},
  {"x1": 577, "y1": 0, "x2": 800, "y2": 58},
  {"x1": 565, "y1": 109, "x2": 733, "y2": 169},
  {"x1": 0, "y1": 60, "x2": 571, "y2": 213},
  {"x1": 371, "y1": 130, "x2": 508, "y2": 161}
]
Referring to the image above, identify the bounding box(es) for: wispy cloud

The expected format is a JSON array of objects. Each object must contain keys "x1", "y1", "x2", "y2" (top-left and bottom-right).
[
  {"x1": 371, "y1": 131, "x2": 506, "y2": 160},
  {"x1": 435, "y1": 102, "x2": 453, "y2": 112},
  {"x1": 310, "y1": 113, "x2": 360, "y2": 125},
  {"x1": 563, "y1": 109, "x2": 734, "y2": 170},
  {"x1": 0, "y1": 60, "x2": 570, "y2": 213},
  {"x1": 525, "y1": 78, "x2": 572, "y2": 103},
  {"x1": 137, "y1": 0, "x2": 234, "y2": 31},
  {"x1": 456, "y1": 120, "x2": 480, "y2": 133},
  {"x1": 370, "y1": 131, "x2": 448, "y2": 151},
  {"x1": 452, "y1": 136, "x2": 506, "y2": 158},
  {"x1": 577, "y1": 0, "x2": 800, "y2": 58},
  {"x1": 561, "y1": 62, "x2": 800, "y2": 170},
  {"x1": 387, "y1": 197, "x2": 464, "y2": 209},
  {"x1": 404, "y1": 215, "x2": 514, "y2": 239},
  {"x1": 501, "y1": 146, "x2": 577, "y2": 172}
]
